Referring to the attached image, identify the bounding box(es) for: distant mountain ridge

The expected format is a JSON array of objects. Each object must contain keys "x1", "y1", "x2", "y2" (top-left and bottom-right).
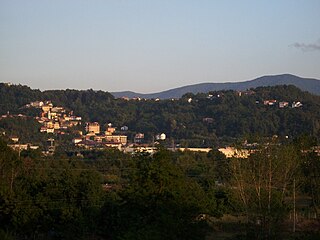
[{"x1": 111, "y1": 74, "x2": 320, "y2": 99}]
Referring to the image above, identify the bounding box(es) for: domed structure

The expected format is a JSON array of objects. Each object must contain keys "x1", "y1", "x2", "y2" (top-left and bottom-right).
[{"x1": 160, "y1": 133, "x2": 166, "y2": 140}]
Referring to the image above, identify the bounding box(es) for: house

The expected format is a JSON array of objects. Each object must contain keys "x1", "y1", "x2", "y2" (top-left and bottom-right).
[
  {"x1": 48, "y1": 111, "x2": 56, "y2": 119},
  {"x1": 279, "y1": 101, "x2": 289, "y2": 108},
  {"x1": 51, "y1": 106, "x2": 65, "y2": 113},
  {"x1": 106, "y1": 127, "x2": 116, "y2": 135},
  {"x1": 106, "y1": 135, "x2": 127, "y2": 145},
  {"x1": 40, "y1": 126, "x2": 54, "y2": 134},
  {"x1": 68, "y1": 120, "x2": 81, "y2": 127},
  {"x1": 44, "y1": 121, "x2": 53, "y2": 128},
  {"x1": 237, "y1": 90, "x2": 255, "y2": 97},
  {"x1": 8, "y1": 144, "x2": 39, "y2": 151},
  {"x1": 53, "y1": 122, "x2": 60, "y2": 130},
  {"x1": 174, "y1": 147, "x2": 212, "y2": 153},
  {"x1": 134, "y1": 146, "x2": 158, "y2": 154},
  {"x1": 10, "y1": 136, "x2": 19, "y2": 143},
  {"x1": 134, "y1": 133, "x2": 145, "y2": 143},
  {"x1": 312, "y1": 146, "x2": 320, "y2": 156},
  {"x1": 75, "y1": 139, "x2": 104, "y2": 149},
  {"x1": 44, "y1": 101, "x2": 53, "y2": 106},
  {"x1": 155, "y1": 133, "x2": 166, "y2": 141},
  {"x1": 46, "y1": 128, "x2": 55, "y2": 134},
  {"x1": 40, "y1": 127, "x2": 47, "y2": 133},
  {"x1": 105, "y1": 142, "x2": 122, "y2": 150},
  {"x1": 42, "y1": 105, "x2": 52, "y2": 113},
  {"x1": 121, "y1": 126, "x2": 129, "y2": 131},
  {"x1": 94, "y1": 135, "x2": 106, "y2": 142},
  {"x1": 263, "y1": 100, "x2": 277, "y2": 106},
  {"x1": 30, "y1": 101, "x2": 44, "y2": 108},
  {"x1": 72, "y1": 137, "x2": 83, "y2": 144},
  {"x1": 85, "y1": 122, "x2": 100, "y2": 134},
  {"x1": 203, "y1": 118, "x2": 214, "y2": 124},
  {"x1": 64, "y1": 116, "x2": 82, "y2": 122},
  {"x1": 292, "y1": 101, "x2": 303, "y2": 108}
]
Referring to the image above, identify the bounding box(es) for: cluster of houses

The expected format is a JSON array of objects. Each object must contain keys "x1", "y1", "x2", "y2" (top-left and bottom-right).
[
  {"x1": 72, "y1": 122, "x2": 128, "y2": 151},
  {"x1": 0, "y1": 112, "x2": 27, "y2": 120},
  {"x1": 6, "y1": 135, "x2": 40, "y2": 153},
  {"x1": 262, "y1": 99, "x2": 303, "y2": 108},
  {"x1": 23, "y1": 100, "x2": 165, "y2": 153},
  {"x1": 26, "y1": 101, "x2": 82, "y2": 134}
]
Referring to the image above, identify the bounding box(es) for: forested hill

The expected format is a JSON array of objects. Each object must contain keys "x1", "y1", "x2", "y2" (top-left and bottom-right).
[
  {"x1": 1, "y1": 83, "x2": 320, "y2": 146},
  {"x1": 112, "y1": 74, "x2": 320, "y2": 99}
]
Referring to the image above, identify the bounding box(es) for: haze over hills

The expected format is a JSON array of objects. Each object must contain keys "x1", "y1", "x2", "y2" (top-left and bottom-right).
[{"x1": 111, "y1": 74, "x2": 320, "y2": 99}]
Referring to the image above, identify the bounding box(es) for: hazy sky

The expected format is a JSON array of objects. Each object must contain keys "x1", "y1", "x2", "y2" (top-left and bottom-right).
[{"x1": 1, "y1": 0, "x2": 320, "y2": 93}]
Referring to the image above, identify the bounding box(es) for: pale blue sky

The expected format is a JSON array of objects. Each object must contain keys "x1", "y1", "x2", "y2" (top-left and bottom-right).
[{"x1": 1, "y1": 0, "x2": 320, "y2": 92}]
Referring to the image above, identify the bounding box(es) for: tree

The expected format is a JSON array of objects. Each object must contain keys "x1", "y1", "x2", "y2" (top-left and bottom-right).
[
  {"x1": 229, "y1": 141, "x2": 300, "y2": 238},
  {"x1": 99, "y1": 149, "x2": 211, "y2": 240}
]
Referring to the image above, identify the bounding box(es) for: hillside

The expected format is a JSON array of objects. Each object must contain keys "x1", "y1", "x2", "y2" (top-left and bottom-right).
[
  {"x1": 1, "y1": 83, "x2": 320, "y2": 147},
  {"x1": 111, "y1": 74, "x2": 320, "y2": 99}
]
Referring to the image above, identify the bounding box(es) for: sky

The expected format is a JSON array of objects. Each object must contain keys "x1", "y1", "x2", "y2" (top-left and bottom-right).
[{"x1": 1, "y1": 0, "x2": 320, "y2": 93}]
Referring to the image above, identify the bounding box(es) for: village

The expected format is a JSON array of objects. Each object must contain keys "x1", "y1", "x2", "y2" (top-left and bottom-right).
[{"x1": 1, "y1": 94, "x2": 305, "y2": 159}]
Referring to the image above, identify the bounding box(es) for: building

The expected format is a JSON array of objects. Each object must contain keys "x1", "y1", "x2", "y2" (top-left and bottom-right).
[
  {"x1": 10, "y1": 136, "x2": 19, "y2": 143},
  {"x1": 44, "y1": 121, "x2": 53, "y2": 129},
  {"x1": 134, "y1": 133, "x2": 144, "y2": 143},
  {"x1": 47, "y1": 138, "x2": 55, "y2": 153},
  {"x1": 218, "y1": 147, "x2": 250, "y2": 158},
  {"x1": 174, "y1": 147, "x2": 212, "y2": 153},
  {"x1": 279, "y1": 102, "x2": 289, "y2": 108},
  {"x1": 107, "y1": 127, "x2": 116, "y2": 134},
  {"x1": 121, "y1": 126, "x2": 129, "y2": 131},
  {"x1": 42, "y1": 105, "x2": 52, "y2": 113},
  {"x1": 72, "y1": 137, "x2": 83, "y2": 144},
  {"x1": 292, "y1": 101, "x2": 303, "y2": 108},
  {"x1": 53, "y1": 122, "x2": 60, "y2": 130},
  {"x1": 105, "y1": 142, "x2": 122, "y2": 150},
  {"x1": 106, "y1": 135, "x2": 127, "y2": 145},
  {"x1": 155, "y1": 133, "x2": 166, "y2": 140},
  {"x1": 46, "y1": 128, "x2": 55, "y2": 134},
  {"x1": 85, "y1": 122, "x2": 100, "y2": 134},
  {"x1": 263, "y1": 100, "x2": 277, "y2": 106},
  {"x1": 203, "y1": 118, "x2": 214, "y2": 124},
  {"x1": 124, "y1": 146, "x2": 157, "y2": 154},
  {"x1": 76, "y1": 139, "x2": 104, "y2": 150},
  {"x1": 30, "y1": 101, "x2": 44, "y2": 108},
  {"x1": 8, "y1": 144, "x2": 39, "y2": 151}
]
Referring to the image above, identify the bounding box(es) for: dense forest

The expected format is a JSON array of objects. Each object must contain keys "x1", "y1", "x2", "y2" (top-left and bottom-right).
[
  {"x1": 1, "y1": 83, "x2": 320, "y2": 147},
  {"x1": 0, "y1": 136, "x2": 319, "y2": 239}
]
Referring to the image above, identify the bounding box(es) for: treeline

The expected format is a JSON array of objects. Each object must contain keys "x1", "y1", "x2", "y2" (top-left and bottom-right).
[
  {"x1": 1, "y1": 83, "x2": 320, "y2": 146},
  {"x1": 0, "y1": 136, "x2": 320, "y2": 239}
]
